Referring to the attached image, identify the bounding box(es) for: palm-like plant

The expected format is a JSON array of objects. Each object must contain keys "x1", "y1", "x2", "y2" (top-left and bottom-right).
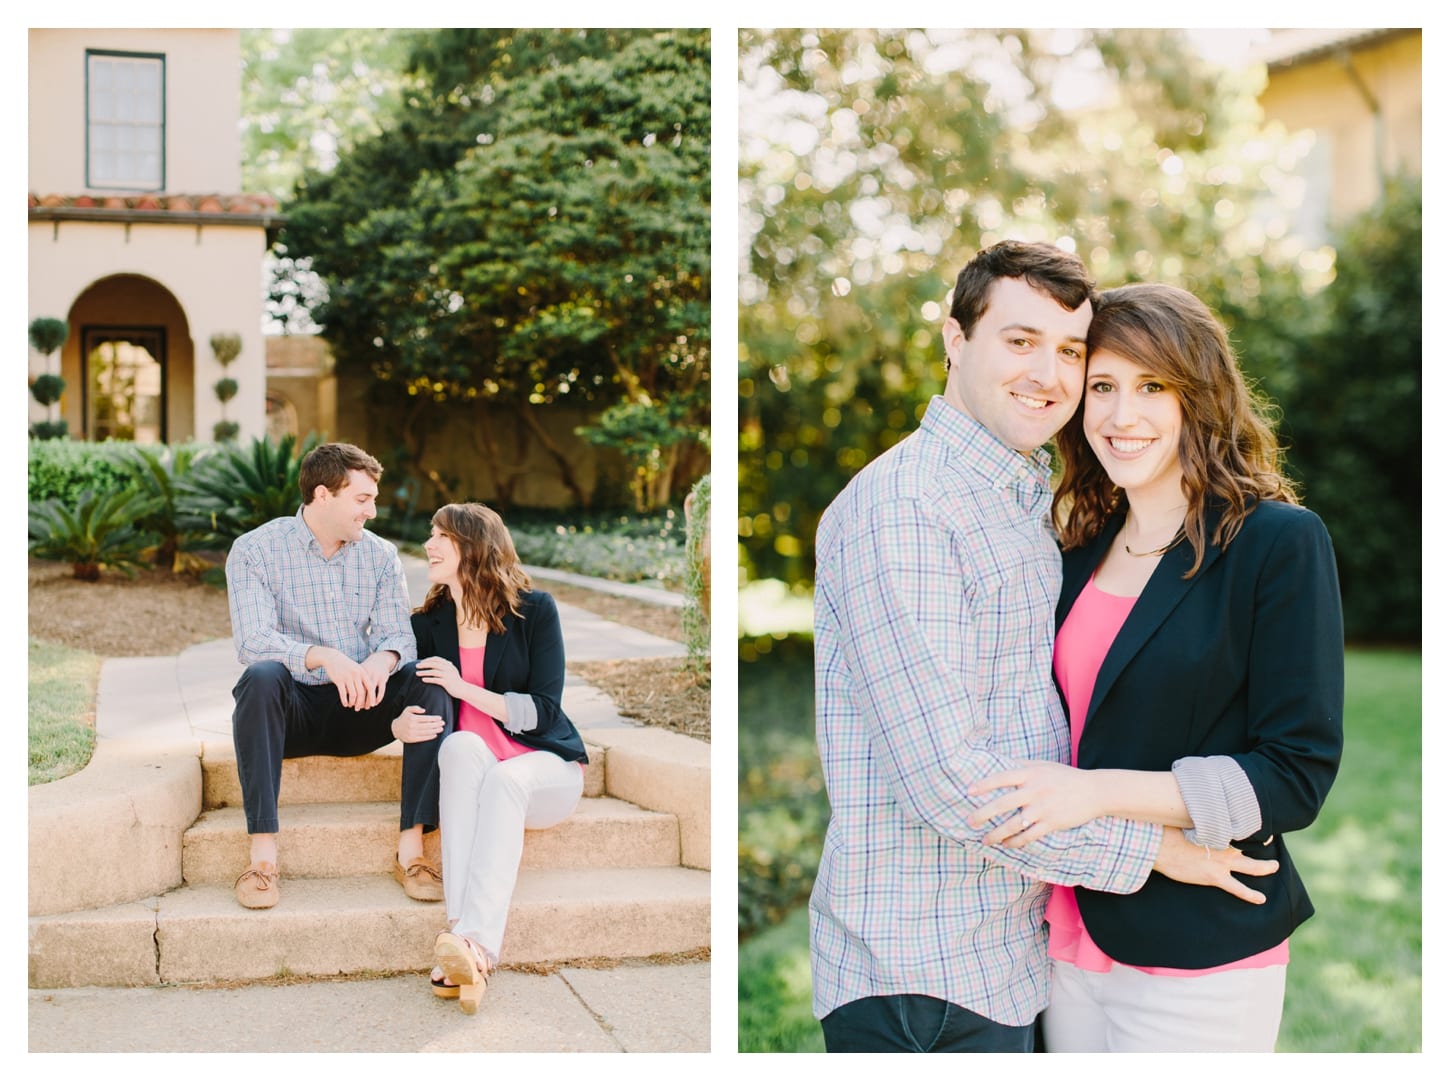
[
  {"x1": 120, "y1": 444, "x2": 215, "y2": 572},
  {"x1": 178, "y1": 432, "x2": 321, "y2": 546},
  {"x1": 29, "y1": 487, "x2": 161, "y2": 580}
]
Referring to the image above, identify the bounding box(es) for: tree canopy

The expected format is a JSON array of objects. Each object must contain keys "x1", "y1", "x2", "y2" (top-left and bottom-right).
[
  {"x1": 274, "y1": 29, "x2": 710, "y2": 508},
  {"x1": 741, "y1": 30, "x2": 1319, "y2": 576}
]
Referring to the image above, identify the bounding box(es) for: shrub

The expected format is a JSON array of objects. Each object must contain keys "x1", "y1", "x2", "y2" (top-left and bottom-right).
[
  {"x1": 509, "y1": 519, "x2": 686, "y2": 588},
  {"x1": 212, "y1": 420, "x2": 242, "y2": 442},
  {"x1": 28, "y1": 316, "x2": 69, "y2": 356},
  {"x1": 178, "y1": 431, "x2": 320, "y2": 546},
  {"x1": 29, "y1": 440, "x2": 141, "y2": 504},
  {"x1": 213, "y1": 377, "x2": 239, "y2": 403},
  {"x1": 119, "y1": 443, "x2": 217, "y2": 572},
  {"x1": 30, "y1": 373, "x2": 66, "y2": 407},
  {"x1": 29, "y1": 486, "x2": 160, "y2": 580},
  {"x1": 1273, "y1": 177, "x2": 1421, "y2": 641},
  {"x1": 29, "y1": 420, "x2": 70, "y2": 441},
  {"x1": 683, "y1": 474, "x2": 710, "y2": 667}
]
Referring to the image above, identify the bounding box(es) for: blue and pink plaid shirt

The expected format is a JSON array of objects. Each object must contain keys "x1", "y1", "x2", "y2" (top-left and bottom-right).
[
  {"x1": 226, "y1": 509, "x2": 416, "y2": 685},
  {"x1": 810, "y1": 395, "x2": 1161, "y2": 1026}
]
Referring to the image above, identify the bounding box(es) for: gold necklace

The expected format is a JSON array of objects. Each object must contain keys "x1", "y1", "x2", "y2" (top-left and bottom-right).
[{"x1": 1124, "y1": 525, "x2": 1185, "y2": 557}]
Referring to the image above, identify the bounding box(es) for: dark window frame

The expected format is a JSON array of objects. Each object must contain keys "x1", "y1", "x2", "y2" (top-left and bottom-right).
[
  {"x1": 84, "y1": 48, "x2": 166, "y2": 191},
  {"x1": 80, "y1": 324, "x2": 169, "y2": 443}
]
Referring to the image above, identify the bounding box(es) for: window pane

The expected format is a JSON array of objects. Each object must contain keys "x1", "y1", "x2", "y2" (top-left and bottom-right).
[{"x1": 87, "y1": 53, "x2": 163, "y2": 189}]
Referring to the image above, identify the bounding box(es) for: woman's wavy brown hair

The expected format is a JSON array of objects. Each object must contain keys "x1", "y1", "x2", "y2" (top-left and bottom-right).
[
  {"x1": 417, "y1": 503, "x2": 532, "y2": 632},
  {"x1": 1053, "y1": 283, "x2": 1297, "y2": 577}
]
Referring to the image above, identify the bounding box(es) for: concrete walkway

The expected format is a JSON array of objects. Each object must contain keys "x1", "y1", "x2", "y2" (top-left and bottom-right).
[
  {"x1": 30, "y1": 962, "x2": 710, "y2": 1052},
  {"x1": 94, "y1": 554, "x2": 687, "y2": 746},
  {"x1": 29, "y1": 555, "x2": 709, "y2": 1053}
]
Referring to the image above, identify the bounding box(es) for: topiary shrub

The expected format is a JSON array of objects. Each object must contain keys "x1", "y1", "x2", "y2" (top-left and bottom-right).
[{"x1": 30, "y1": 373, "x2": 66, "y2": 407}]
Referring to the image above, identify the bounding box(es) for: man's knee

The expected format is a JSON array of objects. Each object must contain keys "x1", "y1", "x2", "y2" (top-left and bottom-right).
[
  {"x1": 394, "y1": 660, "x2": 451, "y2": 710},
  {"x1": 233, "y1": 661, "x2": 292, "y2": 706}
]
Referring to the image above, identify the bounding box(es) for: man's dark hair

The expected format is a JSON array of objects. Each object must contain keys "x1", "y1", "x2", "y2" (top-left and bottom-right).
[
  {"x1": 298, "y1": 442, "x2": 383, "y2": 504},
  {"x1": 945, "y1": 241, "x2": 1096, "y2": 369}
]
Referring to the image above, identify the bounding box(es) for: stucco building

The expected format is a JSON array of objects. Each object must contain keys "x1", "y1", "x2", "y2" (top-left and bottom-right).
[
  {"x1": 27, "y1": 28, "x2": 274, "y2": 443},
  {"x1": 1254, "y1": 28, "x2": 1421, "y2": 244}
]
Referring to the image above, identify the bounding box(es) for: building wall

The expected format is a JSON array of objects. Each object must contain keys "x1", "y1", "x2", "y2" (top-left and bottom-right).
[
  {"x1": 28, "y1": 28, "x2": 242, "y2": 196},
  {"x1": 1259, "y1": 32, "x2": 1422, "y2": 226},
  {"x1": 29, "y1": 218, "x2": 268, "y2": 442},
  {"x1": 265, "y1": 335, "x2": 337, "y2": 441},
  {"x1": 28, "y1": 28, "x2": 265, "y2": 443},
  {"x1": 334, "y1": 369, "x2": 632, "y2": 510}
]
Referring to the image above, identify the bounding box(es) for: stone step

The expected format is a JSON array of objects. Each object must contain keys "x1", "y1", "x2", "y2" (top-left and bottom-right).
[
  {"x1": 29, "y1": 867, "x2": 711, "y2": 988},
  {"x1": 199, "y1": 739, "x2": 607, "y2": 809},
  {"x1": 181, "y1": 797, "x2": 682, "y2": 884}
]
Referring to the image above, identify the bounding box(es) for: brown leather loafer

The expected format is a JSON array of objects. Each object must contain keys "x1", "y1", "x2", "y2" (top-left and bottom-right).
[
  {"x1": 393, "y1": 857, "x2": 443, "y2": 902},
  {"x1": 234, "y1": 861, "x2": 280, "y2": 909}
]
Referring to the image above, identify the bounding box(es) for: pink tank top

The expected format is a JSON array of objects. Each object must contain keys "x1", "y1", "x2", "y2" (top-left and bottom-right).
[
  {"x1": 456, "y1": 645, "x2": 531, "y2": 762},
  {"x1": 1048, "y1": 576, "x2": 1289, "y2": 975}
]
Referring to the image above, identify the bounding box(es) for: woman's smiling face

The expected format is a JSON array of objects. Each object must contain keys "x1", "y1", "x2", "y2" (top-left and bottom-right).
[{"x1": 1082, "y1": 349, "x2": 1185, "y2": 503}]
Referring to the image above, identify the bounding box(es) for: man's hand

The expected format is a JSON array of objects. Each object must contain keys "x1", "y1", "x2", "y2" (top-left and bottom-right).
[
  {"x1": 356, "y1": 651, "x2": 398, "y2": 710},
  {"x1": 392, "y1": 705, "x2": 445, "y2": 744},
  {"x1": 309, "y1": 647, "x2": 391, "y2": 710},
  {"x1": 1153, "y1": 826, "x2": 1277, "y2": 903}
]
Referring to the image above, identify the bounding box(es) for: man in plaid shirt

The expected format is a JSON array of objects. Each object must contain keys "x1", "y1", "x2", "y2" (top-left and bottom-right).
[
  {"x1": 811, "y1": 242, "x2": 1225, "y2": 1051},
  {"x1": 226, "y1": 442, "x2": 451, "y2": 910}
]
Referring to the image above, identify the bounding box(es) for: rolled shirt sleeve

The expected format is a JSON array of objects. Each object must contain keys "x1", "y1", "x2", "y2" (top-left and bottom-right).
[{"x1": 1172, "y1": 755, "x2": 1262, "y2": 850}]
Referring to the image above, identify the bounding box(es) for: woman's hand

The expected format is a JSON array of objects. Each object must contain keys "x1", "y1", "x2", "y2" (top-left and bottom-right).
[
  {"x1": 967, "y1": 761, "x2": 1105, "y2": 847},
  {"x1": 1153, "y1": 826, "x2": 1278, "y2": 904},
  {"x1": 392, "y1": 705, "x2": 445, "y2": 744},
  {"x1": 416, "y1": 656, "x2": 467, "y2": 699}
]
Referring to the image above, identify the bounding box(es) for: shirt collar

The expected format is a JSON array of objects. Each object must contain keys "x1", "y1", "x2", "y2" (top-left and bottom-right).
[
  {"x1": 290, "y1": 505, "x2": 338, "y2": 556},
  {"x1": 919, "y1": 395, "x2": 1054, "y2": 491}
]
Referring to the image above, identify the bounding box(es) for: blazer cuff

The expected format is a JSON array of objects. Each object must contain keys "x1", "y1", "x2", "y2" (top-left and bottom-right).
[
  {"x1": 1172, "y1": 755, "x2": 1262, "y2": 849},
  {"x1": 501, "y1": 692, "x2": 539, "y2": 734}
]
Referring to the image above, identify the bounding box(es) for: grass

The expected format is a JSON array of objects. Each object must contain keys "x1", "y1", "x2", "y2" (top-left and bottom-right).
[
  {"x1": 736, "y1": 644, "x2": 1422, "y2": 1053},
  {"x1": 28, "y1": 638, "x2": 101, "y2": 785}
]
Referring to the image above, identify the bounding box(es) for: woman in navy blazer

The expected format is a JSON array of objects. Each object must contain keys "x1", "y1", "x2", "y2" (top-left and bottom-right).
[
  {"x1": 969, "y1": 283, "x2": 1343, "y2": 1050},
  {"x1": 397, "y1": 502, "x2": 587, "y2": 1014}
]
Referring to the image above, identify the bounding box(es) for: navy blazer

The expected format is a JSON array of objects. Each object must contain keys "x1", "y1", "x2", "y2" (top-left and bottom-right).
[
  {"x1": 411, "y1": 590, "x2": 588, "y2": 764},
  {"x1": 1060, "y1": 499, "x2": 1343, "y2": 968}
]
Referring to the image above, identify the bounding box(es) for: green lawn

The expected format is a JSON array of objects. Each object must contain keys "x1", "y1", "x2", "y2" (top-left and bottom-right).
[
  {"x1": 28, "y1": 638, "x2": 101, "y2": 785},
  {"x1": 737, "y1": 645, "x2": 1422, "y2": 1053}
]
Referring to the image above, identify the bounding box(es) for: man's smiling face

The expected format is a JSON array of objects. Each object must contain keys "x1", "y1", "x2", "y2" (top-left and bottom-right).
[{"x1": 941, "y1": 275, "x2": 1092, "y2": 455}]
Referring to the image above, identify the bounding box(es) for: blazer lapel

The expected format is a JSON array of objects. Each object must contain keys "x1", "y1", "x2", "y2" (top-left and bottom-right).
[
  {"x1": 1084, "y1": 503, "x2": 1230, "y2": 723},
  {"x1": 427, "y1": 601, "x2": 461, "y2": 666},
  {"x1": 483, "y1": 606, "x2": 517, "y2": 689}
]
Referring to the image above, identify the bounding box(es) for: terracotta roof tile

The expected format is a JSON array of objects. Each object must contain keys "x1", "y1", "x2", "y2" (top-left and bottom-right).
[{"x1": 27, "y1": 192, "x2": 281, "y2": 214}]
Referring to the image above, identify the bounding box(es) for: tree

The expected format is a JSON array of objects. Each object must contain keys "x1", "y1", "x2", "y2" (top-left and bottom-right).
[
  {"x1": 1272, "y1": 178, "x2": 1421, "y2": 642},
  {"x1": 738, "y1": 29, "x2": 1320, "y2": 587},
  {"x1": 277, "y1": 29, "x2": 710, "y2": 509}
]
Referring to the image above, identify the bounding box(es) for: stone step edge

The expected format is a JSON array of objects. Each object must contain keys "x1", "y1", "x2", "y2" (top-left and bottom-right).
[
  {"x1": 198, "y1": 738, "x2": 608, "y2": 805},
  {"x1": 181, "y1": 796, "x2": 683, "y2": 880},
  {"x1": 29, "y1": 867, "x2": 711, "y2": 989},
  {"x1": 30, "y1": 722, "x2": 711, "y2": 919}
]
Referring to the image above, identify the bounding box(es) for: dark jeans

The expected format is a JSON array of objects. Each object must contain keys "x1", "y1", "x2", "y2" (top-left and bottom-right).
[
  {"x1": 231, "y1": 660, "x2": 453, "y2": 834},
  {"x1": 821, "y1": 994, "x2": 1035, "y2": 1053}
]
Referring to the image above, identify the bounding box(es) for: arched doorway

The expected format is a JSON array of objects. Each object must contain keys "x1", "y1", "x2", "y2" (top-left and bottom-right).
[
  {"x1": 82, "y1": 326, "x2": 167, "y2": 442},
  {"x1": 64, "y1": 274, "x2": 195, "y2": 441}
]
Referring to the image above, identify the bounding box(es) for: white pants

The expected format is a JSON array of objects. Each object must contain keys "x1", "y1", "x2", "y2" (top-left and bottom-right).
[
  {"x1": 1043, "y1": 957, "x2": 1287, "y2": 1052},
  {"x1": 438, "y1": 730, "x2": 583, "y2": 966}
]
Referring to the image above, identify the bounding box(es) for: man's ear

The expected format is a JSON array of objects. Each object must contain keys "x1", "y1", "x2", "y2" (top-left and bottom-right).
[
  {"x1": 942, "y1": 317, "x2": 967, "y2": 369},
  {"x1": 310, "y1": 484, "x2": 330, "y2": 505}
]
